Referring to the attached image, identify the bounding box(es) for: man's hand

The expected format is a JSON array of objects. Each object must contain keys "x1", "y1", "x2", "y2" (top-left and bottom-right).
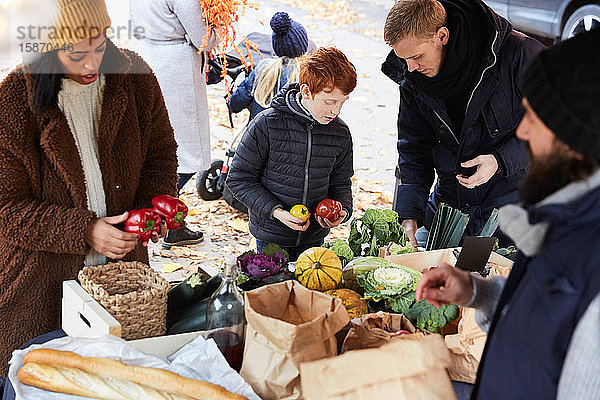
[
  {"x1": 273, "y1": 208, "x2": 310, "y2": 231},
  {"x1": 456, "y1": 154, "x2": 498, "y2": 189},
  {"x1": 86, "y1": 212, "x2": 139, "y2": 259},
  {"x1": 402, "y1": 219, "x2": 419, "y2": 248},
  {"x1": 416, "y1": 263, "x2": 473, "y2": 307},
  {"x1": 316, "y1": 210, "x2": 347, "y2": 229}
]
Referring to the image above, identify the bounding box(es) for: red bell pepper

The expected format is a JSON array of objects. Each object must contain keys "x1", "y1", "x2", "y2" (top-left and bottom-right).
[
  {"x1": 315, "y1": 199, "x2": 343, "y2": 221},
  {"x1": 124, "y1": 208, "x2": 162, "y2": 242},
  {"x1": 151, "y1": 195, "x2": 188, "y2": 230}
]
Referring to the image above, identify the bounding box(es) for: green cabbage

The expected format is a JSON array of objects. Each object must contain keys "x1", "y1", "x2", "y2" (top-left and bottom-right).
[
  {"x1": 348, "y1": 209, "x2": 407, "y2": 257},
  {"x1": 342, "y1": 256, "x2": 391, "y2": 292},
  {"x1": 386, "y1": 242, "x2": 416, "y2": 255},
  {"x1": 323, "y1": 239, "x2": 354, "y2": 267},
  {"x1": 356, "y1": 262, "x2": 421, "y2": 314}
]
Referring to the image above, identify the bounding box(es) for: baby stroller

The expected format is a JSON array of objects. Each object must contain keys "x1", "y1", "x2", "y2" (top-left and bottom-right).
[{"x1": 196, "y1": 33, "x2": 276, "y2": 214}]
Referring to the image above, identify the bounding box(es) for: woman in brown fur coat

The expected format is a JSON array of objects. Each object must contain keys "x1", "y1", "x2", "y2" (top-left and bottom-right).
[{"x1": 0, "y1": 0, "x2": 178, "y2": 375}]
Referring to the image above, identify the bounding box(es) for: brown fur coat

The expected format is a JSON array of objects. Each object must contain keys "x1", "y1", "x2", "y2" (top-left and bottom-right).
[{"x1": 0, "y1": 40, "x2": 178, "y2": 375}]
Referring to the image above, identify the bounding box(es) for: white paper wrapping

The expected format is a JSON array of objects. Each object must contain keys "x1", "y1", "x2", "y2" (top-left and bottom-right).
[{"x1": 7, "y1": 334, "x2": 259, "y2": 400}]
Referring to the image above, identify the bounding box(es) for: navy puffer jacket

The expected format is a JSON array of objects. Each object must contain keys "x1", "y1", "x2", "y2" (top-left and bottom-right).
[
  {"x1": 382, "y1": 1, "x2": 544, "y2": 239},
  {"x1": 227, "y1": 83, "x2": 354, "y2": 247}
]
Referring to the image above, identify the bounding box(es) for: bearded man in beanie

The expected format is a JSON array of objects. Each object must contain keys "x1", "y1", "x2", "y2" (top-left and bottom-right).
[
  {"x1": 382, "y1": 0, "x2": 544, "y2": 247},
  {"x1": 417, "y1": 29, "x2": 600, "y2": 400}
]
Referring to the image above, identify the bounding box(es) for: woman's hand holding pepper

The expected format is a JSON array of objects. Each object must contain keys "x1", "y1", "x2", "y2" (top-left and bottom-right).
[
  {"x1": 86, "y1": 212, "x2": 139, "y2": 259},
  {"x1": 148, "y1": 220, "x2": 168, "y2": 246}
]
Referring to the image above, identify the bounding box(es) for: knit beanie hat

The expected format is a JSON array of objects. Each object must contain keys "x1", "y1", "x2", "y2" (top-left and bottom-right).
[
  {"x1": 521, "y1": 28, "x2": 600, "y2": 160},
  {"x1": 40, "y1": 0, "x2": 111, "y2": 52},
  {"x1": 270, "y1": 12, "x2": 309, "y2": 58}
]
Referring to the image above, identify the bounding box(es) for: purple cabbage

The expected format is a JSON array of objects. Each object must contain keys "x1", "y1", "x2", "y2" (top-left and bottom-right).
[{"x1": 238, "y1": 252, "x2": 287, "y2": 280}]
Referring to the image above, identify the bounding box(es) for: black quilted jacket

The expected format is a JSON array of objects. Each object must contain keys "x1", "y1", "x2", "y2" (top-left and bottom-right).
[{"x1": 227, "y1": 83, "x2": 354, "y2": 247}]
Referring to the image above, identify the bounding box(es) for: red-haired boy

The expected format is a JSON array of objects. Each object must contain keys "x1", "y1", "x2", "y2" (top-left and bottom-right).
[{"x1": 227, "y1": 47, "x2": 357, "y2": 260}]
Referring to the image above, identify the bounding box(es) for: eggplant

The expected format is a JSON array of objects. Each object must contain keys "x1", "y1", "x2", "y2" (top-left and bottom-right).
[
  {"x1": 167, "y1": 298, "x2": 209, "y2": 335},
  {"x1": 167, "y1": 274, "x2": 221, "y2": 313}
]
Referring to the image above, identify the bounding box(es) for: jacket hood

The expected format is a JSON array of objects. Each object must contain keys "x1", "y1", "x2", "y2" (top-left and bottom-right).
[
  {"x1": 271, "y1": 82, "x2": 315, "y2": 123},
  {"x1": 382, "y1": 0, "x2": 513, "y2": 86}
]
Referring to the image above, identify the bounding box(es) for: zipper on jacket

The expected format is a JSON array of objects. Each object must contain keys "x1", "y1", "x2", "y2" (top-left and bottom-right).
[
  {"x1": 465, "y1": 31, "x2": 498, "y2": 116},
  {"x1": 453, "y1": 31, "x2": 499, "y2": 209},
  {"x1": 297, "y1": 122, "x2": 314, "y2": 247},
  {"x1": 433, "y1": 109, "x2": 459, "y2": 144}
]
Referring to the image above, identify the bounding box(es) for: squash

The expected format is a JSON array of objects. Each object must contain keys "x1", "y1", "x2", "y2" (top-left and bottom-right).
[
  {"x1": 295, "y1": 247, "x2": 342, "y2": 291},
  {"x1": 325, "y1": 288, "x2": 369, "y2": 320}
]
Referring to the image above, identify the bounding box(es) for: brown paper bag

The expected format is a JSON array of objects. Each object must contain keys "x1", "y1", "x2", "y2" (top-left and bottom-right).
[
  {"x1": 300, "y1": 335, "x2": 457, "y2": 400},
  {"x1": 444, "y1": 263, "x2": 512, "y2": 383},
  {"x1": 341, "y1": 311, "x2": 430, "y2": 352},
  {"x1": 239, "y1": 280, "x2": 349, "y2": 400}
]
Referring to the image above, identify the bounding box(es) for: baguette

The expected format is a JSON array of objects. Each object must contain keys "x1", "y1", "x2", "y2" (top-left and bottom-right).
[{"x1": 18, "y1": 348, "x2": 247, "y2": 400}]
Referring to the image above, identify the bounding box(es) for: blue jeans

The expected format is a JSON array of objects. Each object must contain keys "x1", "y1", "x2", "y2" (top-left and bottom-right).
[
  {"x1": 415, "y1": 226, "x2": 429, "y2": 248},
  {"x1": 177, "y1": 173, "x2": 195, "y2": 193},
  {"x1": 256, "y1": 239, "x2": 324, "y2": 262},
  {"x1": 452, "y1": 381, "x2": 474, "y2": 400}
]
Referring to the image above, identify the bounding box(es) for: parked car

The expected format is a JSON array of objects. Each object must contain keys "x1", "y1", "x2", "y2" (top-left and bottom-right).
[{"x1": 484, "y1": 0, "x2": 600, "y2": 41}]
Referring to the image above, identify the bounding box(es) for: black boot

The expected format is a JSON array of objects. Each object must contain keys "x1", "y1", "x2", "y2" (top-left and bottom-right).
[{"x1": 163, "y1": 227, "x2": 204, "y2": 249}]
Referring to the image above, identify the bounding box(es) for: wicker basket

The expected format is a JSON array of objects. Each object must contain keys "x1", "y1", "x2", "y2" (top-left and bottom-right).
[{"x1": 78, "y1": 261, "x2": 170, "y2": 340}]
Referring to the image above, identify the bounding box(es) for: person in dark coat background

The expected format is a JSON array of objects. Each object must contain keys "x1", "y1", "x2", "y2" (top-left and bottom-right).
[
  {"x1": 227, "y1": 47, "x2": 357, "y2": 260},
  {"x1": 382, "y1": 0, "x2": 544, "y2": 247},
  {"x1": 417, "y1": 29, "x2": 600, "y2": 400}
]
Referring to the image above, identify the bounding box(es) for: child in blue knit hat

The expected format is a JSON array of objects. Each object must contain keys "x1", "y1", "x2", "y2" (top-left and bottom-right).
[{"x1": 228, "y1": 12, "x2": 311, "y2": 119}]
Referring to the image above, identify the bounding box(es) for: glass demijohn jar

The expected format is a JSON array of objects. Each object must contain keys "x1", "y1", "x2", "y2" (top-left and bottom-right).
[{"x1": 206, "y1": 256, "x2": 246, "y2": 371}]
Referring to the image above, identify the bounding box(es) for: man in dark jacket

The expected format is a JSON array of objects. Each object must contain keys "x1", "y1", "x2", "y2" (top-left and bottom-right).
[
  {"x1": 382, "y1": 0, "x2": 544, "y2": 246},
  {"x1": 417, "y1": 29, "x2": 600, "y2": 399},
  {"x1": 227, "y1": 47, "x2": 357, "y2": 260}
]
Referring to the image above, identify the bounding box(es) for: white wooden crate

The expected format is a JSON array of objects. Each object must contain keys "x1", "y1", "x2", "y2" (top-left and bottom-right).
[
  {"x1": 381, "y1": 247, "x2": 513, "y2": 273},
  {"x1": 61, "y1": 280, "x2": 121, "y2": 338},
  {"x1": 61, "y1": 280, "x2": 207, "y2": 356}
]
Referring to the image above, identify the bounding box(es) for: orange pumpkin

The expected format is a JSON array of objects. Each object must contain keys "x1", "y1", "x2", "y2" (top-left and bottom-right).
[
  {"x1": 295, "y1": 247, "x2": 342, "y2": 291},
  {"x1": 325, "y1": 288, "x2": 369, "y2": 320}
]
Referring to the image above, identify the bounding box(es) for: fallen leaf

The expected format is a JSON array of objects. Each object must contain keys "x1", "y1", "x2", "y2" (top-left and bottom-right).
[
  {"x1": 182, "y1": 264, "x2": 199, "y2": 273},
  {"x1": 162, "y1": 262, "x2": 183, "y2": 273},
  {"x1": 229, "y1": 217, "x2": 249, "y2": 233}
]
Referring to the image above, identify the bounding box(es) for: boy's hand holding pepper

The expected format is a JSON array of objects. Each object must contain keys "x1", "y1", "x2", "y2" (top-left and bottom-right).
[
  {"x1": 316, "y1": 209, "x2": 347, "y2": 228},
  {"x1": 273, "y1": 208, "x2": 310, "y2": 231}
]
